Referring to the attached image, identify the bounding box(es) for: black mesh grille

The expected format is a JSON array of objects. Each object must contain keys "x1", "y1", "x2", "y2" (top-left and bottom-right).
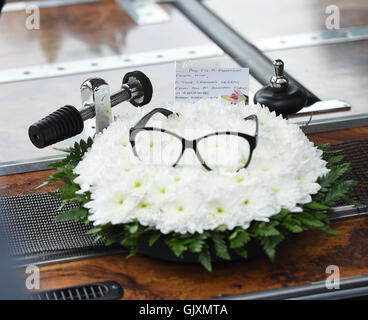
[
  {"x1": 29, "y1": 281, "x2": 124, "y2": 300},
  {"x1": 0, "y1": 193, "x2": 104, "y2": 257},
  {"x1": 330, "y1": 140, "x2": 368, "y2": 207},
  {"x1": 0, "y1": 140, "x2": 367, "y2": 264}
]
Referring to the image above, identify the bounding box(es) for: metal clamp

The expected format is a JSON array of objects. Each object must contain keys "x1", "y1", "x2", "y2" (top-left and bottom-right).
[
  {"x1": 28, "y1": 70, "x2": 153, "y2": 148},
  {"x1": 80, "y1": 78, "x2": 112, "y2": 134}
]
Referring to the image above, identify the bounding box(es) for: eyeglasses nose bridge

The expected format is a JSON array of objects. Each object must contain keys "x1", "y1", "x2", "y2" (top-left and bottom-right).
[
  {"x1": 183, "y1": 139, "x2": 196, "y2": 150},
  {"x1": 175, "y1": 139, "x2": 198, "y2": 164}
]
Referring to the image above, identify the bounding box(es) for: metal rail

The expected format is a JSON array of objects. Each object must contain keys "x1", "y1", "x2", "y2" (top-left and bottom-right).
[
  {"x1": 214, "y1": 275, "x2": 368, "y2": 300},
  {"x1": 0, "y1": 44, "x2": 223, "y2": 84}
]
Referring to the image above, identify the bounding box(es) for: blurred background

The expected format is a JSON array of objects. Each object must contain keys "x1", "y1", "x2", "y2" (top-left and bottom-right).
[{"x1": 0, "y1": 0, "x2": 367, "y2": 164}]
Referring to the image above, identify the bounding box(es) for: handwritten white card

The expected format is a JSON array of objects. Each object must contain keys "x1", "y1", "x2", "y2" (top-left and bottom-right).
[{"x1": 175, "y1": 67, "x2": 249, "y2": 104}]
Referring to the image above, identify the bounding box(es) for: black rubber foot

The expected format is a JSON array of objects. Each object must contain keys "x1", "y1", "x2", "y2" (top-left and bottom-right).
[
  {"x1": 28, "y1": 105, "x2": 84, "y2": 148},
  {"x1": 123, "y1": 70, "x2": 153, "y2": 107}
]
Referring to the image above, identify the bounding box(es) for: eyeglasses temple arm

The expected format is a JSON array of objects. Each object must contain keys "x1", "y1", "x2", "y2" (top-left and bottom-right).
[
  {"x1": 133, "y1": 108, "x2": 176, "y2": 128},
  {"x1": 244, "y1": 114, "x2": 259, "y2": 146}
]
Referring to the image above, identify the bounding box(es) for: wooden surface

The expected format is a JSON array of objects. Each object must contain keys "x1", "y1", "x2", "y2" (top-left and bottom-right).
[
  {"x1": 1, "y1": 127, "x2": 368, "y2": 299},
  {"x1": 20, "y1": 218, "x2": 368, "y2": 299}
]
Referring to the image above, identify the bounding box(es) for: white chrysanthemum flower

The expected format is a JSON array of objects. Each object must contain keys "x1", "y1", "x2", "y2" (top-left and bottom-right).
[
  {"x1": 74, "y1": 99, "x2": 329, "y2": 234},
  {"x1": 86, "y1": 182, "x2": 144, "y2": 225}
]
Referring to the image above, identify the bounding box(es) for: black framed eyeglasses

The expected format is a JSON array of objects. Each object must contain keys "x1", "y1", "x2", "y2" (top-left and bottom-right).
[{"x1": 129, "y1": 108, "x2": 258, "y2": 171}]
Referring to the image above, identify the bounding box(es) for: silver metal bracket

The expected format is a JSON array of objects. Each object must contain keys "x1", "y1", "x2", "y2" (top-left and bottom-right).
[
  {"x1": 0, "y1": 44, "x2": 223, "y2": 84},
  {"x1": 258, "y1": 26, "x2": 368, "y2": 52},
  {"x1": 80, "y1": 78, "x2": 112, "y2": 135},
  {"x1": 290, "y1": 99, "x2": 352, "y2": 118},
  {"x1": 299, "y1": 113, "x2": 368, "y2": 134}
]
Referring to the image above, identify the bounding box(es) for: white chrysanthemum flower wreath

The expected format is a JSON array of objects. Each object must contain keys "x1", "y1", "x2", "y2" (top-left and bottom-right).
[
  {"x1": 46, "y1": 99, "x2": 355, "y2": 271},
  {"x1": 74, "y1": 100, "x2": 328, "y2": 234}
]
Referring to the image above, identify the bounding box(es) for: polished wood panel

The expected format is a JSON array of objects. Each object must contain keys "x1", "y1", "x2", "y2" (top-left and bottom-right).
[
  {"x1": 0, "y1": 169, "x2": 60, "y2": 196},
  {"x1": 308, "y1": 126, "x2": 368, "y2": 145},
  {"x1": 25, "y1": 215, "x2": 368, "y2": 299},
  {"x1": 1, "y1": 127, "x2": 368, "y2": 299}
]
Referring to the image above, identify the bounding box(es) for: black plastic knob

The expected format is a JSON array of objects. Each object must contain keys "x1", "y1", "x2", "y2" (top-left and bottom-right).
[
  {"x1": 123, "y1": 70, "x2": 153, "y2": 107},
  {"x1": 254, "y1": 59, "x2": 307, "y2": 117},
  {"x1": 254, "y1": 83, "x2": 307, "y2": 117},
  {"x1": 28, "y1": 105, "x2": 84, "y2": 148}
]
